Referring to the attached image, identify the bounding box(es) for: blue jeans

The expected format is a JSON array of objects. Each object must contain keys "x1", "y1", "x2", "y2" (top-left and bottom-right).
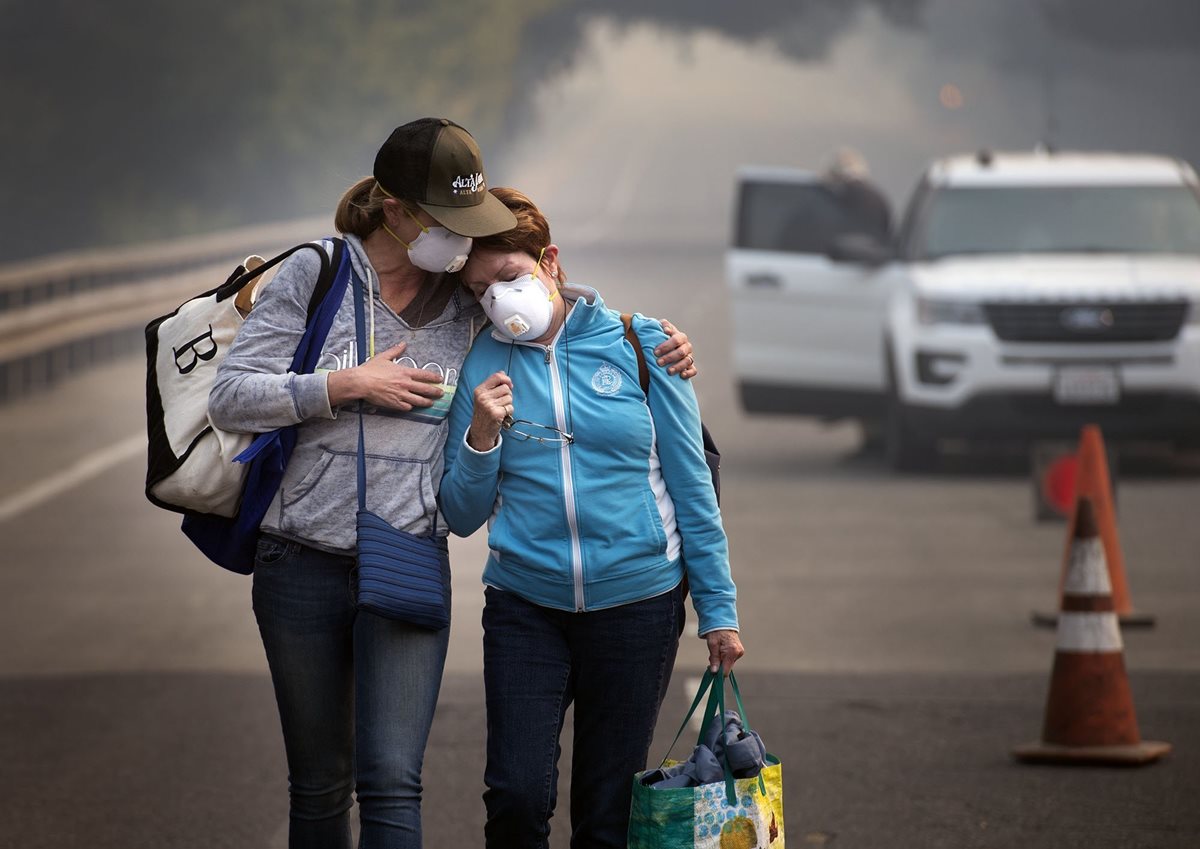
[
  {"x1": 251, "y1": 533, "x2": 450, "y2": 849},
  {"x1": 481, "y1": 583, "x2": 686, "y2": 849}
]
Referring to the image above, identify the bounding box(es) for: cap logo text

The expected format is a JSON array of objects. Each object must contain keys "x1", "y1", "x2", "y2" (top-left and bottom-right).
[{"x1": 451, "y1": 173, "x2": 485, "y2": 195}]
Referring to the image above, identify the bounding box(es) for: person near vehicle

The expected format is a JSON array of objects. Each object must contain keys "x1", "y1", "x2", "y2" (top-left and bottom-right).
[
  {"x1": 822, "y1": 146, "x2": 892, "y2": 242},
  {"x1": 439, "y1": 187, "x2": 743, "y2": 849},
  {"x1": 207, "y1": 120, "x2": 697, "y2": 849}
]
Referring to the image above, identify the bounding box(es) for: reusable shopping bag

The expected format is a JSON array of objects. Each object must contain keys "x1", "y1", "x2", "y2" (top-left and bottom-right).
[{"x1": 629, "y1": 669, "x2": 785, "y2": 849}]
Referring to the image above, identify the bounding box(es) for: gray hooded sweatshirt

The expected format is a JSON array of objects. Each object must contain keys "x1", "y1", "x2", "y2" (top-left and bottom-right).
[{"x1": 208, "y1": 235, "x2": 485, "y2": 553}]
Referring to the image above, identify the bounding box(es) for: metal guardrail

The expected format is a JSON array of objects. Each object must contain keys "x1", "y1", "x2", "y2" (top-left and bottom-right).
[{"x1": 0, "y1": 216, "x2": 330, "y2": 404}]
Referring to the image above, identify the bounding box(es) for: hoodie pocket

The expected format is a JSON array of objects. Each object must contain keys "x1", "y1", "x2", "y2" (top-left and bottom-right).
[
  {"x1": 279, "y1": 448, "x2": 436, "y2": 546},
  {"x1": 283, "y1": 450, "x2": 336, "y2": 507},
  {"x1": 581, "y1": 486, "x2": 668, "y2": 571},
  {"x1": 642, "y1": 491, "x2": 668, "y2": 556}
]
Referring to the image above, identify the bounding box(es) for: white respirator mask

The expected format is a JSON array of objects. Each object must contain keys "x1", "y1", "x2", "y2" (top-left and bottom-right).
[
  {"x1": 406, "y1": 225, "x2": 472, "y2": 273},
  {"x1": 377, "y1": 187, "x2": 472, "y2": 273},
  {"x1": 482, "y1": 251, "x2": 557, "y2": 340}
]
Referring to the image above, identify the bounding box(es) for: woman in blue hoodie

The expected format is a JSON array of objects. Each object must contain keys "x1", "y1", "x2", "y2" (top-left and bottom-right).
[{"x1": 440, "y1": 187, "x2": 743, "y2": 849}]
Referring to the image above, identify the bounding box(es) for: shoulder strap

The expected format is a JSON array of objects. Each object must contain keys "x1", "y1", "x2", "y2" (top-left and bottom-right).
[
  {"x1": 349, "y1": 260, "x2": 437, "y2": 537},
  {"x1": 352, "y1": 264, "x2": 370, "y2": 515},
  {"x1": 217, "y1": 240, "x2": 338, "y2": 321},
  {"x1": 304, "y1": 238, "x2": 345, "y2": 323},
  {"x1": 621, "y1": 313, "x2": 650, "y2": 396}
]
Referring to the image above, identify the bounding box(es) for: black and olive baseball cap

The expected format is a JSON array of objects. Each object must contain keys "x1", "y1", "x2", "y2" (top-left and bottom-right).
[{"x1": 373, "y1": 118, "x2": 517, "y2": 237}]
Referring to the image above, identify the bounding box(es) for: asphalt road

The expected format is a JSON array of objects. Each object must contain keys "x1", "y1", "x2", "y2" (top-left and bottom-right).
[{"x1": 1, "y1": 236, "x2": 1198, "y2": 848}]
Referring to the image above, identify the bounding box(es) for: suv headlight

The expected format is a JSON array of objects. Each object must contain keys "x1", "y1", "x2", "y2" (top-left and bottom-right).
[{"x1": 916, "y1": 297, "x2": 986, "y2": 326}]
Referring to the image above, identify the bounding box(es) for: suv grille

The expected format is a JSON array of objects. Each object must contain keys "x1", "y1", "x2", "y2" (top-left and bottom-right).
[{"x1": 984, "y1": 301, "x2": 1190, "y2": 343}]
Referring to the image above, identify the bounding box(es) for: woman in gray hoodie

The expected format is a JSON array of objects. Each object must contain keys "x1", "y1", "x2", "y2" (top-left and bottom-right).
[{"x1": 207, "y1": 118, "x2": 697, "y2": 849}]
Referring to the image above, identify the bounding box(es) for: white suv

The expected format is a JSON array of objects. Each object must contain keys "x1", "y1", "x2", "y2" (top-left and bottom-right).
[{"x1": 727, "y1": 151, "x2": 1200, "y2": 468}]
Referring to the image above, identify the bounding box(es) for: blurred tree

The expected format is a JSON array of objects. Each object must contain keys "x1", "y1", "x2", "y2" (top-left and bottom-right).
[
  {"x1": 3, "y1": 0, "x2": 1194, "y2": 261},
  {"x1": 0, "y1": 0, "x2": 558, "y2": 260}
]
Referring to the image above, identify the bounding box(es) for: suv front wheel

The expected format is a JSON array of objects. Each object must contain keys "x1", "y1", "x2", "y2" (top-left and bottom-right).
[{"x1": 885, "y1": 350, "x2": 938, "y2": 472}]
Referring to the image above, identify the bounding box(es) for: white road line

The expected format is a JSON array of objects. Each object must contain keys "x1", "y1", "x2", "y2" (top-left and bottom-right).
[{"x1": 0, "y1": 433, "x2": 145, "y2": 523}]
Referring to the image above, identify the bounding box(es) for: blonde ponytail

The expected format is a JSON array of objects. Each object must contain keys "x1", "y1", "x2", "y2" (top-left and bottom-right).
[{"x1": 334, "y1": 176, "x2": 386, "y2": 238}]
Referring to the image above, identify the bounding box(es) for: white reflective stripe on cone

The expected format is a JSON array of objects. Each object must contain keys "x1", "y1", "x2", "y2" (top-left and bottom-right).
[
  {"x1": 1063, "y1": 538, "x2": 1112, "y2": 596},
  {"x1": 1057, "y1": 612, "x2": 1123, "y2": 652}
]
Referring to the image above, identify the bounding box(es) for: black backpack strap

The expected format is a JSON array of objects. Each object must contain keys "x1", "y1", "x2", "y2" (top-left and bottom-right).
[
  {"x1": 214, "y1": 238, "x2": 344, "y2": 325},
  {"x1": 621, "y1": 313, "x2": 650, "y2": 396},
  {"x1": 305, "y1": 238, "x2": 346, "y2": 323}
]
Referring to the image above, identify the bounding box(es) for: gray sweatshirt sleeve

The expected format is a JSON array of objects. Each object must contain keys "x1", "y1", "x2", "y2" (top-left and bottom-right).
[{"x1": 208, "y1": 246, "x2": 336, "y2": 434}]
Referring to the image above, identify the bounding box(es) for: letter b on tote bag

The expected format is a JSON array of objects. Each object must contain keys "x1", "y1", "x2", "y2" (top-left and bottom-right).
[{"x1": 628, "y1": 671, "x2": 785, "y2": 849}]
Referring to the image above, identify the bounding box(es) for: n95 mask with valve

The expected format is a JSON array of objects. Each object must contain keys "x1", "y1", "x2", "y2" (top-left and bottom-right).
[
  {"x1": 382, "y1": 210, "x2": 472, "y2": 273},
  {"x1": 404, "y1": 225, "x2": 471, "y2": 273},
  {"x1": 482, "y1": 273, "x2": 557, "y2": 340}
]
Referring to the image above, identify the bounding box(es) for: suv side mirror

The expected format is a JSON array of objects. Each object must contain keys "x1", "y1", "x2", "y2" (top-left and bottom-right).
[{"x1": 826, "y1": 233, "x2": 893, "y2": 267}]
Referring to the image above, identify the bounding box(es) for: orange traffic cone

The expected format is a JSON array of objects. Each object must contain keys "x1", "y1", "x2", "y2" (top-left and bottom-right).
[
  {"x1": 1032, "y1": 424, "x2": 1155, "y2": 628},
  {"x1": 1015, "y1": 498, "x2": 1170, "y2": 765}
]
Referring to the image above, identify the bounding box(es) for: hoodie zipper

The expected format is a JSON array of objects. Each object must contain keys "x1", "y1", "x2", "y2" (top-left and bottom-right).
[
  {"x1": 502, "y1": 335, "x2": 585, "y2": 612},
  {"x1": 545, "y1": 345, "x2": 585, "y2": 611}
]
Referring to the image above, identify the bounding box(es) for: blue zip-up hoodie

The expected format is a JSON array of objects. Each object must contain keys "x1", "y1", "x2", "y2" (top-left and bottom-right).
[{"x1": 440, "y1": 285, "x2": 738, "y2": 636}]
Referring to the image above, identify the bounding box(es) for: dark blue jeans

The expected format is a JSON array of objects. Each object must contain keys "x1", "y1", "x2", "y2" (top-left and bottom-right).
[
  {"x1": 481, "y1": 583, "x2": 686, "y2": 849},
  {"x1": 251, "y1": 533, "x2": 451, "y2": 849}
]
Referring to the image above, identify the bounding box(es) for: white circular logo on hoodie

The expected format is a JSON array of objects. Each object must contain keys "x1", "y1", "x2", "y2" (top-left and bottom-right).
[{"x1": 591, "y1": 363, "x2": 623, "y2": 396}]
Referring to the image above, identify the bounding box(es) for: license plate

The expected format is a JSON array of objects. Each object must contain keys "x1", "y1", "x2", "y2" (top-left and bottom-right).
[{"x1": 1053, "y1": 366, "x2": 1120, "y2": 405}]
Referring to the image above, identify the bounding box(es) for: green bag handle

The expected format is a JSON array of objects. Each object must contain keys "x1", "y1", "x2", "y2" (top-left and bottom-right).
[
  {"x1": 703, "y1": 671, "x2": 739, "y2": 807},
  {"x1": 729, "y1": 673, "x2": 769, "y2": 796},
  {"x1": 658, "y1": 670, "x2": 766, "y2": 807},
  {"x1": 659, "y1": 668, "x2": 718, "y2": 768}
]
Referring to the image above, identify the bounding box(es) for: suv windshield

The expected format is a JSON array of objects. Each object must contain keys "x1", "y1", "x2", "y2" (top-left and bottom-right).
[{"x1": 918, "y1": 184, "x2": 1200, "y2": 259}]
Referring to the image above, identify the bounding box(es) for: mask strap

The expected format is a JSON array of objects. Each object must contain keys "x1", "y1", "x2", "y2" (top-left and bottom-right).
[
  {"x1": 381, "y1": 222, "x2": 413, "y2": 250},
  {"x1": 535, "y1": 246, "x2": 557, "y2": 301},
  {"x1": 375, "y1": 181, "x2": 430, "y2": 245},
  {"x1": 405, "y1": 207, "x2": 431, "y2": 234}
]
